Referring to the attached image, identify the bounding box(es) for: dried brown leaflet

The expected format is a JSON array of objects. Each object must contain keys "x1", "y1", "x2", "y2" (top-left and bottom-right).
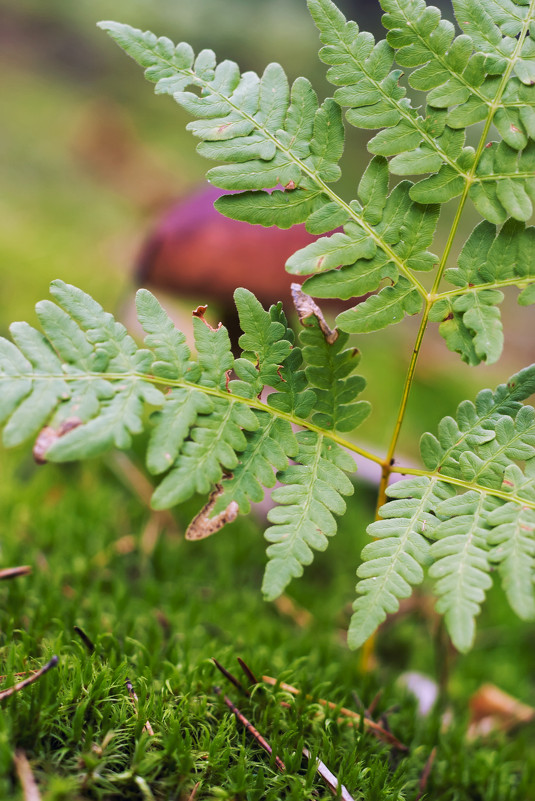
[
  {"x1": 291, "y1": 283, "x2": 338, "y2": 344},
  {"x1": 186, "y1": 484, "x2": 239, "y2": 540},
  {"x1": 33, "y1": 417, "x2": 82, "y2": 463}
]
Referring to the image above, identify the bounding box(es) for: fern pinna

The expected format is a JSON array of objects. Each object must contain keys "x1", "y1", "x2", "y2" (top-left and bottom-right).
[{"x1": 1, "y1": 0, "x2": 535, "y2": 653}]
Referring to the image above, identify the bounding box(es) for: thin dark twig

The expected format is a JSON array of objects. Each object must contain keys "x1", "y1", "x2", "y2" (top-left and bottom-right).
[
  {"x1": 13, "y1": 750, "x2": 41, "y2": 801},
  {"x1": 237, "y1": 657, "x2": 259, "y2": 687},
  {"x1": 212, "y1": 658, "x2": 249, "y2": 697},
  {"x1": 214, "y1": 685, "x2": 286, "y2": 772},
  {"x1": 367, "y1": 689, "x2": 383, "y2": 718},
  {"x1": 302, "y1": 747, "x2": 355, "y2": 801},
  {"x1": 73, "y1": 626, "x2": 95, "y2": 654},
  {"x1": 416, "y1": 746, "x2": 437, "y2": 801},
  {"x1": 0, "y1": 565, "x2": 32, "y2": 580},
  {"x1": 0, "y1": 656, "x2": 58, "y2": 702},
  {"x1": 126, "y1": 679, "x2": 155, "y2": 736}
]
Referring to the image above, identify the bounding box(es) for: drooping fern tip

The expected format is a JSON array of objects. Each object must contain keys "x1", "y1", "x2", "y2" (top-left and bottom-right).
[{"x1": 3, "y1": 0, "x2": 535, "y2": 654}]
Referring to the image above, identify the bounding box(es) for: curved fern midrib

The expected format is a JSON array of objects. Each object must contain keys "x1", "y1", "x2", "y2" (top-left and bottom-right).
[
  {"x1": 390, "y1": 465, "x2": 535, "y2": 510},
  {"x1": 6, "y1": 367, "x2": 535, "y2": 510},
  {"x1": 0, "y1": 369, "x2": 382, "y2": 464},
  {"x1": 361, "y1": 477, "x2": 438, "y2": 611},
  {"x1": 273, "y1": 433, "x2": 324, "y2": 554},
  {"x1": 222, "y1": 414, "x2": 279, "y2": 502},
  {"x1": 443, "y1": 493, "x2": 488, "y2": 614},
  {"x1": 156, "y1": 61, "x2": 428, "y2": 299},
  {"x1": 478, "y1": 172, "x2": 535, "y2": 182}
]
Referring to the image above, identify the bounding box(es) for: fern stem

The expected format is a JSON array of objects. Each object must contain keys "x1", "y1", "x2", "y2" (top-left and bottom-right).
[{"x1": 375, "y1": 302, "x2": 431, "y2": 511}]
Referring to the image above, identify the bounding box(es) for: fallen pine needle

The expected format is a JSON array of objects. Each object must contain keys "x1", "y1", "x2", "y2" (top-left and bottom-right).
[
  {"x1": 262, "y1": 675, "x2": 407, "y2": 751},
  {"x1": 302, "y1": 747, "x2": 355, "y2": 801},
  {"x1": 0, "y1": 656, "x2": 58, "y2": 702},
  {"x1": 13, "y1": 750, "x2": 42, "y2": 801}
]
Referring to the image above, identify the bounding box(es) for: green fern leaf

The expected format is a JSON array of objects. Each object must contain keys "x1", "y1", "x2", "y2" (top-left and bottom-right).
[
  {"x1": 431, "y1": 219, "x2": 535, "y2": 364},
  {"x1": 150, "y1": 396, "x2": 259, "y2": 509},
  {"x1": 420, "y1": 364, "x2": 535, "y2": 475},
  {"x1": 349, "y1": 477, "x2": 455, "y2": 648},
  {"x1": 336, "y1": 276, "x2": 422, "y2": 333},
  {"x1": 429, "y1": 491, "x2": 498, "y2": 652},
  {"x1": 300, "y1": 316, "x2": 370, "y2": 432},
  {"x1": 263, "y1": 431, "x2": 355, "y2": 599},
  {"x1": 212, "y1": 413, "x2": 298, "y2": 515},
  {"x1": 1, "y1": 282, "x2": 163, "y2": 457},
  {"x1": 488, "y1": 494, "x2": 535, "y2": 620}
]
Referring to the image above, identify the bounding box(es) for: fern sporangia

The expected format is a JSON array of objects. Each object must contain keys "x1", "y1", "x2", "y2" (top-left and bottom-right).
[{"x1": 1, "y1": 0, "x2": 535, "y2": 652}]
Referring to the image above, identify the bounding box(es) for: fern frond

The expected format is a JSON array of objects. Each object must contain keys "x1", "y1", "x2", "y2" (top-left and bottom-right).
[
  {"x1": 420, "y1": 363, "x2": 535, "y2": 482},
  {"x1": 263, "y1": 431, "x2": 355, "y2": 599},
  {"x1": 429, "y1": 491, "x2": 499, "y2": 652},
  {"x1": 98, "y1": 20, "x2": 446, "y2": 336},
  {"x1": 310, "y1": 0, "x2": 535, "y2": 223},
  {"x1": 299, "y1": 316, "x2": 371, "y2": 432},
  {"x1": 430, "y1": 219, "x2": 529, "y2": 364},
  {"x1": 349, "y1": 477, "x2": 454, "y2": 648},
  {"x1": 0, "y1": 282, "x2": 375, "y2": 598}
]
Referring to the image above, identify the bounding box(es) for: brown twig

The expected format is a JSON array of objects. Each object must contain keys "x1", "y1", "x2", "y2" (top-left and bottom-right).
[
  {"x1": 0, "y1": 656, "x2": 58, "y2": 702},
  {"x1": 13, "y1": 750, "x2": 42, "y2": 801},
  {"x1": 415, "y1": 746, "x2": 436, "y2": 801},
  {"x1": 367, "y1": 689, "x2": 383, "y2": 718},
  {"x1": 126, "y1": 679, "x2": 155, "y2": 736},
  {"x1": 73, "y1": 626, "x2": 95, "y2": 654},
  {"x1": 261, "y1": 675, "x2": 407, "y2": 751},
  {"x1": 0, "y1": 565, "x2": 32, "y2": 580},
  {"x1": 212, "y1": 658, "x2": 249, "y2": 697},
  {"x1": 214, "y1": 686, "x2": 286, "y2": 771},
  {"x1": 237, "y1": 657, "x2": 259, "y2": 687}
]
